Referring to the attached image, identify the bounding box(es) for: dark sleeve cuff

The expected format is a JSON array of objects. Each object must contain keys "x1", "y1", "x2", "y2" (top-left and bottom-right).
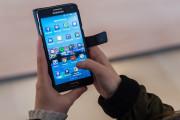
[{"x1": 98, "y1": 75, "x2": 140, "y2": 118}]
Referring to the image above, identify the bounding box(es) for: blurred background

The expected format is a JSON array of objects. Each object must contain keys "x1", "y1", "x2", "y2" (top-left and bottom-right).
[{"x1": 0, "y1": 0, "x2": 180, "y2": 119}]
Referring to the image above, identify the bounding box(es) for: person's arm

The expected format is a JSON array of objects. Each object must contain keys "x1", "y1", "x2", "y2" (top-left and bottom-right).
[
  {"x1": 29, "y1": 35, "x2": 87, "y2": 120},
  {"x1": 98, "y1": 75, "x2": 174, "y2": 120},
  {"x1": 76, "y1": 46, "x2": 174, "y2": 120}
]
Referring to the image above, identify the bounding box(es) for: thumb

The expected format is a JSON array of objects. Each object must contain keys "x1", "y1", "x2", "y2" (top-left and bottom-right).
[{"x1": 76, "y1": 59, "x2": 106, "y2": 76}]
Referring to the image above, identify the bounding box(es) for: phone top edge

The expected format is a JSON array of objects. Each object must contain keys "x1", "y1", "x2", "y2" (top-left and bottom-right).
[{"x1": 32, "y1": 3, "x2": 77, "y2": 12}]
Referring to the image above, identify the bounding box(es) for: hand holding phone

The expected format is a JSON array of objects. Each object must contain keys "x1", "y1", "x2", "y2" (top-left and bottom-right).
[
  {"x1": 35, "y1": 35, "x2": 87, "y2": 114},
  {"x1": 76, "y1": 46, "x2": 122, "y2": 99}
]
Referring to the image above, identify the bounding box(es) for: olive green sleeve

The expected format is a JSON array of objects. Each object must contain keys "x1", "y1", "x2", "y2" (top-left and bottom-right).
[
  {"x1": 98, "y1": 75, "x2": 174, "y2": 120},
  {"x1": 120, "y1": 85, "x2": 174, "y2": 120}
]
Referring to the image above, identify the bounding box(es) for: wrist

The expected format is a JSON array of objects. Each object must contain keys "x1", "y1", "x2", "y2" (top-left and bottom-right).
[
  {"x1": 35, "y1": 104, "x2": 69, "y2": 114},
  {"x1": 104, "y1": 75, "x2": 122, "y2": 99},
  {"x1": 98, "y1": 75, "x2": 140, "y2": 118}
]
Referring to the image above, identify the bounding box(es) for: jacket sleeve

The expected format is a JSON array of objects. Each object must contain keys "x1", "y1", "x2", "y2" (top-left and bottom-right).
[
  {"x1": 98, "y1": 75, "x2": 174, "y2": 120},
  {"x1": 28, "y1": 110, "x2": 67, "y2": 120}
]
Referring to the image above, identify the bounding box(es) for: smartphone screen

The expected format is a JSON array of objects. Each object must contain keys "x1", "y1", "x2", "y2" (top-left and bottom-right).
[{"x1": 40, "y1": 12, "x2": 91, "y2": 85}]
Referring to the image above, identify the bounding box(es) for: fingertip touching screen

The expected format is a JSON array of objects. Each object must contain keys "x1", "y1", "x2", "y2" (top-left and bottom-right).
[{"x1": 40, "y1": 12, "x2": 91, "y2": 85}]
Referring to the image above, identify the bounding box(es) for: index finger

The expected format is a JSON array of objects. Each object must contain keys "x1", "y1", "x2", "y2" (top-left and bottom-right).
[{"x1": 88, "y1": 46, "x2": 111, "y2": 67}]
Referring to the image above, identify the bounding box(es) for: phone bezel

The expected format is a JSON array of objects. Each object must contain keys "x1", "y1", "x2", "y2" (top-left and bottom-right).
[{"x1": 35, "y1": 3, "x2": 93, "y2": 92}]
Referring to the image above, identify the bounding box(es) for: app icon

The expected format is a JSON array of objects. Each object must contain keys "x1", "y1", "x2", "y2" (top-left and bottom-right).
[
  {"x1": 52, "y1": 59, "x2": 58, "y2": 65},
  {"x1": 54, "y1": 25, "x2": 59, "y2": 30},
  {"x1": 75, "y1": 32, "x2": 80, "y2": 37},
  {"x1": 57, "y1": 36, "x2": 62, "y2": 41},
  {"x1": 72, "y1": 21, "x2": 77, "y2": 27},
  {"x1": 71, "y1": 56, "x2": 76, "y2": 61},
  {"x1": 50, "y1": 49, "x2": 55, "y2": 54},
  {"x1": 48, "y1": 38, "x2": 53, "y2": 43},
  {"x1": 66, "y1": 34, "x2": 71, "y2": 39},
  {"x1": 64, "y1": 46, "x2": 68, "y2": 50},
  {"x1": 77, "y1": 43, "x2": 82, "y2": 48},
  {"x1": 56, "y1": 71, "x2": 61, "y2": 76},
  {"x1": 50, "y1": 54, "x2": 56, "y2": 59},
  {"x1": 60, "y1": 47, "x2": 64, "y2": 52},
  {"x1": 45, "y1": 27, "x2": 50, "y2": 32},
  {"x1": 64, "y1": 69, "x2": 69, "y2": 74},
  {"x1": 80, "y1": 54, "x2": 84, "y2": 59},
  {"x1": 69, "y1": 45, "x2": 73, "y2": 50},
  {"x1": 74, "y1": 67, "x2": 78, "y2": 71},
  {"x1": 63, "y1": 23, "x2": 68, "y2": 28},
  {"x1": 62, "y1": 58, "x2": 67, "y2": 63}
]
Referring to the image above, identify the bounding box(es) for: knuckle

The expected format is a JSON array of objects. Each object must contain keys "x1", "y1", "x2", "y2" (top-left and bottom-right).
[
  {"x1": 84, "y1": 59, "x2": 90, "y2": 67},
  {"x1": 85, "y1": 58, "x2": 90, "y2": 62},
  {"x1": 36, "y1": 82, "x2": 43, "y2": 90}
]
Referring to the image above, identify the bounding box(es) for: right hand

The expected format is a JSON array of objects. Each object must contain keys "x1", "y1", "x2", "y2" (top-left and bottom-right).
[{"x1": 76, "y1": 46, "x2": 122, "y2": 99}]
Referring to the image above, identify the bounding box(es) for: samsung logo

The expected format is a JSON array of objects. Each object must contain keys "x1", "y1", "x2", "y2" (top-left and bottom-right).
[{"x1": 53, "y1": 10, "x2": 64, "y2": 15}]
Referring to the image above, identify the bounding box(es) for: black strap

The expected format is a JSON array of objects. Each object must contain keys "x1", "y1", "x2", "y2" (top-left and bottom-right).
[{"x1": 85, "y1": 31, "x2": 108, "y2": 47}]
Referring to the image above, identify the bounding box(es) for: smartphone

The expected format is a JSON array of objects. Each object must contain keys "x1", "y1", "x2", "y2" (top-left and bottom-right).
[{"x1": 33, "y1": 3, "x2": 93, "y2": 92}]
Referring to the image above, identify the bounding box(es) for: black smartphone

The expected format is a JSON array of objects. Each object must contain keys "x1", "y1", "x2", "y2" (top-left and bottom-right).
[{"x1": 33, "y1": 3, "x2": 93, "y2": 92}]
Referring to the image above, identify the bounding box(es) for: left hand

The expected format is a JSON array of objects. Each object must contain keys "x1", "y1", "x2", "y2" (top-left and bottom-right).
[{"x1": 35, "y1": 35, "x2": 87, "y2": 114}]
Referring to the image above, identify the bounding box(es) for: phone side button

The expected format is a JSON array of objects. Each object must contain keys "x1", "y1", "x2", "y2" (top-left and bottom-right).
[{"x1": 70, "y1": 82, "x2": 79, "y2": 88}]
